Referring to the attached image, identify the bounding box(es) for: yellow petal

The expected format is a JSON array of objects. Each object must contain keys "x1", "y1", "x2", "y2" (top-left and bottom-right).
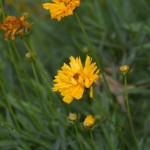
[
  {"x1": 42, "y1": 3, "x2": 51, "y2": 10},
  {"x1": 83, "y1": 115, "x2": 95, "y2": 128},
  {"x1": 90, "y1": 86, "x2": 93, "y2": 98},
  {"x1": 71, "y1": 85, "x2": 84, "y2": 100},
  {"x1": 85, "y1": 78, "x2": 91, "y2": 88},
  {"x1": 63, "y1": 95, "x2": 73, "y2": 104}
]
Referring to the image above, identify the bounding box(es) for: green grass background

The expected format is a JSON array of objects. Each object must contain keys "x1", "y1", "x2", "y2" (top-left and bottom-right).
[{"x1": 0, "y1": 0, "x2": 150, "y2": 149}]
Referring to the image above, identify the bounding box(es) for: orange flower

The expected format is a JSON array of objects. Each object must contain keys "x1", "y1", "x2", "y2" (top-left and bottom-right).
[
  {"x1": 0, "y1": 14, "x2": 32, "y2": 40},
  {"x1": 42, "y1": 0, "x2": 80, "y2": 21}
]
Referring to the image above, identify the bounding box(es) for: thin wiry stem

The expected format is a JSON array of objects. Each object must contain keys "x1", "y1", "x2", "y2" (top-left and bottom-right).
[
  {"x1": 74, "y1": 125, "x2": 83, "y2": 150},
  {"x1": 124, "y1": 76, "x2": 139, "y2": 150},
  {"x1": 75, "y1": 13, "x2": 114, "y2": 103},
  {"x1": 90, "y1": 130, "x2": 96, "y2": 150}
]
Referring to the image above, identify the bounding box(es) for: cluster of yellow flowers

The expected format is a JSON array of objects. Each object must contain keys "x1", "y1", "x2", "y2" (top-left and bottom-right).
[{"x1": 52, "y1": 55, "x2": 99, "y2": 104}]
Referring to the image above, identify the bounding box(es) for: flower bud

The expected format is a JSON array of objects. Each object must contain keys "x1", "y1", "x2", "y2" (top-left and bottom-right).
[
  {"x1": 119, "y1": 65, "x2": 130, "y2": 76},
  {"x1": 68, "y1": 113, "x2": 78, "y2": 122},
  {"x1": 25, "y1": 52, "x2": 36, "y2": 61},
  {"x1": 83, "y1": 115, "x2": 95, "y2": 128}
]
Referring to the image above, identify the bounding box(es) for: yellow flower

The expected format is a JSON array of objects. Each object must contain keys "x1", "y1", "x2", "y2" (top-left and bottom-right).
[
  {"x1": 52, "y1": 56, "x2": 84, "y2": 104},
  {"x1": 52, "y1": 55, "x2": 99, "y2": 104},
  {"x1": 0, "y1": 14, "x2": 32, "y2": 40},
  {"x1": 42, "y1": 0, "x2": 80, "y2": 21},
  {"x1": 83, "y1": 115, "x2": 95, "y2": 128}
]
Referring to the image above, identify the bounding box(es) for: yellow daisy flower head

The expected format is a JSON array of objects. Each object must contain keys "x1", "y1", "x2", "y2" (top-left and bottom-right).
[
  {"x1": 52, "y1": 55, "x2": 99, "y2": 104},
  {"x1": 52, "y1": 56, "x2": 84, "y2": 104},
  {"x1": 83, "y1": 115, "x2": 95, "y2": 128},
  {"x1": 42, "y1": 0, "x2": 80, "y2": 21}
]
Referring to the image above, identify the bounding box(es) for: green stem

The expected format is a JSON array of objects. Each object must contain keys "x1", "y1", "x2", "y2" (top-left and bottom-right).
[
  {"x1": 23, "y1": 40, "x2": 56, "y2": 116},
  {"x1": 0, "y1": 81, "x2": 20, "y2": 129},
  {"x1": 124, "y1": 76, "x2": 139, "y2": 150},
  {"x1": 0, "y1": 0, "x2": 5, "y2": 18},
  {"x1": 10, "y1": 42, "x2": 22, "y2": 61},
  {"x1": 23, "y1": 39, "x2": 53, "y2": 87},
  {"x1": 75, "y1": 13, "x2": 113, "y2": 103},
  {"x1": 31, "y1": 62, "x2": 39, "y2": 83},
  {"x1": 93, "y1": 97, "x2": 128, "y2": 149},
  {"x1": 100, "y1": 125, "x2": 114, "y2": 150},
  {"x1": 90, "y1": 130, "x2": 96, "y2": 150},
  {"x1": 7, "y1": 42, "x2": 30, "y2": 102},
  {"x1": 31, "y1": 62, "x2": 49, "y2": 115},
  {"x1": 74, "y1": 125, "x2": 83, "y2": 150},
  {"x1": 75, "y1": 13, "x2": 100, "y2": 68},
  {"x1": 0, "y1": 122, "x2": 15, "y2": 130},
  {"x1": 92, "y1": 97, "x2": 115, "y2": 127}
]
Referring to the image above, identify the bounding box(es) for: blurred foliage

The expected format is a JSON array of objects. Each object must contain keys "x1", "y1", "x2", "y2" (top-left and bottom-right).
[{"x1": 0, "y1": 0, "x2": 150, "y2": 149}]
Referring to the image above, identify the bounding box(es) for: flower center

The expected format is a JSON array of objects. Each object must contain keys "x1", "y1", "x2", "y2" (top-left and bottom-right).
[{"x1": 73, "y1": 73, "x2": 79, "y2": 80}]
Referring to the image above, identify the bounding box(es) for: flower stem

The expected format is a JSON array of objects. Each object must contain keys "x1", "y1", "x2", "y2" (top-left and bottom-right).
[
  {"x1": 90, "y1": 130, "x2": 96, "y2": 150},
  {"x1": 124, "y1": 76, "x2": 139, "y2": 150},
  {"x1": 75, "y1": 13, "x2": 113, "y2": 102},
  {"x1": 0, "y1": 0, "x2": 6, "y2": 18},
  {"x1": 0, "y1": 82, "x2": 20, "y2": 129},
  {"x1": 74, "y1": 125, "x2": 83, "y2": 150},
  {"x1": 75, "y1": 13, "x2": 100, "y2": 68}
]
